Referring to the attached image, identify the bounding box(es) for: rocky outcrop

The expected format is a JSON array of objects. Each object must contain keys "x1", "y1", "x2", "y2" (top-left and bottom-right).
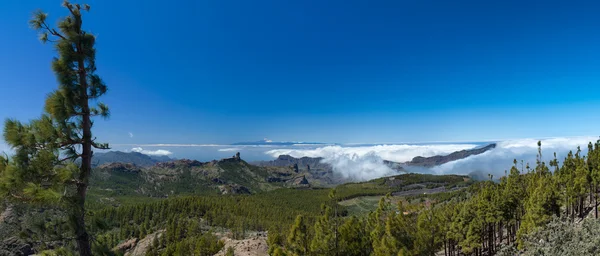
[
  {"x1": 253, "y1": 155, "x2": 330, "y2": 171},
  {"x1": 287, "y1": 175, "x2": 310, "y2": 187},
  {"x1": 406, "y1": 143, "x2": 496, "y2": 167},
  {"x1": 215, "y1": 232, "x2": 268, "y2": 256},
  {"x1": 0, "y1": 237, "x2": 33, "y2": 256},
  {"x1": 114, "y1": 238, "x2": 138, "y2": 253},
  {"x1": 124, "y1": 231, "x2": 164, "y2": 256}
]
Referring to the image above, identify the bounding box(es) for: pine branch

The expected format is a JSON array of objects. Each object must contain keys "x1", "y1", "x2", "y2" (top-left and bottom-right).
[
  {"x1": 57, "y1": 139, "x2": 83, "y2": 148},
  {"x1": 91, "y1": 141, "x2": 109, "y2": 150},
  {"x1": 58, "y1": 154, "x2": 82, "y2": 163},
  {"x1": 40, "y1": 20, "x2": 66, "y2": 40}
]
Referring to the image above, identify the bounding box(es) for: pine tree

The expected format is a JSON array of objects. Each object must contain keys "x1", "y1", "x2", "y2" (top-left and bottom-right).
[
  {"x1": 310, "y1": 205, "x2": 335, "y2": 255},
  {"x1": 225, "y1": 246, "x2": 235, "y2": 256},
  {"x1": 590, "y1": 141, "x2": 600, "y2": 218},
  {"x1": 1, "y1": 2, "x2": 108, "y2": 255},
  {"x1": 287, "y1": 215, "x2": 310, "y2": 256},
  {"x1": 338, "y1": 216, "x2": 370, "y2": 256},
  {"x1": 267, "y1": 228, "x2": 286, "y2": 255}
]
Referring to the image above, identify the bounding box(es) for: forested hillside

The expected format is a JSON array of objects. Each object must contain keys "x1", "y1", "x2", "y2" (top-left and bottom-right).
[{"x1": 267, "y1": 141, "x2": 600, "y2": 256}]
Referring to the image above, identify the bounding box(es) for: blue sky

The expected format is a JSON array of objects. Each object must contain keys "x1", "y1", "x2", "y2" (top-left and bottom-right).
[{"x1": 2, "y1": 0, "x2": 600, "y2": 146}]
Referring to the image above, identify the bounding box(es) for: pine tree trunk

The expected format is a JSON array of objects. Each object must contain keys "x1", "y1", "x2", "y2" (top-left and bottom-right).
[
  {"x1": 75, "y1": 23, "x2": 93, "y2": 256},
  {"x1": 571, "y1": 202, "x2": 575, "y2": 222},
  {"x1": 444, "y1": 239, "x2": 447, "y2": 256},
  {"x1": 498, "y1": 221, "x2": 503, "y2": 247},
  {"x1": 594, "y1": 185, "x2": 598, "y2": 219},
  {"x1": 74, "y1": 183, "x2": 92, "y2": 256},
  {"x1": 580, "y1": 196, "x2": 585, "y2": 218}
]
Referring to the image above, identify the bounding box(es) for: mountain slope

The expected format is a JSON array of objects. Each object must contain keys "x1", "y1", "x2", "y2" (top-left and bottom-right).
[
  {"x1": 253, "y1": 155, "x2": 345, "y2": 185},
  {"x1": 89, "y1": 156, "x2": 309, "y2": 203},
  {"x1": 92, "y1": 151, "x2": 172, "y2": 167}
]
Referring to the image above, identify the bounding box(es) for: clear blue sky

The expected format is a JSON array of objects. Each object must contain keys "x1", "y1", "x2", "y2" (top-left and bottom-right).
[{"x1": 1, "y1": 0, "x2": 600, "y2": 145}]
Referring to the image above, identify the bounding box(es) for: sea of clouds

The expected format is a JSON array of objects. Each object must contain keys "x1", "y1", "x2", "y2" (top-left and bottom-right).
[
  {"x1": 263, "y1": 136, "x2": 600, "y2": 181},
  {"x1": 264, "y1": 144, "x2": 478, "y2": 180}
]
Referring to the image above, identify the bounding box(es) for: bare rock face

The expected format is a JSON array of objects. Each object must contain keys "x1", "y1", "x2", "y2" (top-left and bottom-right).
[
  {"x1": 215, "y1": 232, "x2": 268, "y2": 256},
  {"x1": 0, "y1": 205, "x2": 34, "y2": 256},
  {"x1": 114, "y1": 238, "x2": 138, "y2": 253},
  {"x1": 253, "y1": 155, "x2": 329, "y2": 171},
  {"x1": 406, "y1": 143, "x2": 497, "y2": 167},
  {"x1": 0, "y1": 237, "x2": 33, "y2": 256},
  {"x1": 0, "y1": 205, "x2": 14, "y2": 223},
  {"x1": 125, "y1": 231, "x2": 164, "y2": 256},
  {"x1": 287, "y1": 175, "x2": 310, "y2": 187}
]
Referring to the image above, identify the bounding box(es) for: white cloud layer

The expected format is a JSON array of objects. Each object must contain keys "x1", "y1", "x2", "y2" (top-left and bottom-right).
[
  {"x1": 265, "y1": 137, "x2": 600, "y2": 181},
  {"x1": 431, "y1": 136, "x2": 599, "y2": 178},
  {"x1": 266, "y1": 144, "x2": 477, "y2": 181},
  {"x1": 218, "y1": 148, "x2": 242, "y2": 152},
  {"x1": 131, "y1": 147, "x2": 173, "y2": 156},
  {"x1": 266, "y1": 144, "x2": 478, "y2": 163}
]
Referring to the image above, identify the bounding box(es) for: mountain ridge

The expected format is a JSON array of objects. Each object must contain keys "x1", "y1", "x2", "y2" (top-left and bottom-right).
[{"x1": 92, "y1": 151, "x2": 174, "y2": 167}]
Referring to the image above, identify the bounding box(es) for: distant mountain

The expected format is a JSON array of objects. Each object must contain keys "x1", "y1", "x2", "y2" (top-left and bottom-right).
[
  {"x1": 253, "y1": 155, "x2": 347, "y2": 185},
  {"x1": 92, "y1": 151, "x2": 173, "y2": 167},
  {"x1": 253, "y1": 155, "x2": 329, "y2": 170},
  {"x1": 90, "y1": 154, "x2": 311, "y2": 199},
  {"x1": 404, "y1": 143, "x2": 496, "y2": 167}
]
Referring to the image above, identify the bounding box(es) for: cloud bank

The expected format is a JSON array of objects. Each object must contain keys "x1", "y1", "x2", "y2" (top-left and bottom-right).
[
  {"x1": 266, "y1": 144, "x2": 477, "y2": 180},
  {"x1": 431, "y1": 136, "x2": 599, "y2": 178},
  {"x1": 266, "y1": 144, "x2": 478, "y2": 163},
  {"x1": 265, "y1": 137, "x2": 599, "y2": 181},
  {"x1": 218, "y1": 147, "x2": 242, "y2": 152},
  {"x1": 131, "y1": 147, "x2": 173, "y2": 156}
]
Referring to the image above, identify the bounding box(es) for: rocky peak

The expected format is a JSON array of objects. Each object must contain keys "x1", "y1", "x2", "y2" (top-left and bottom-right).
[{"x1": 407, "y1": 143, "x2": 497, "y2": 167}]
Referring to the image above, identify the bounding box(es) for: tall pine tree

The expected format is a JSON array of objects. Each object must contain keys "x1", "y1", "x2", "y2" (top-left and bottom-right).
[{"x1": 1, "y1": 1, "x2": 108, "y2": 255}]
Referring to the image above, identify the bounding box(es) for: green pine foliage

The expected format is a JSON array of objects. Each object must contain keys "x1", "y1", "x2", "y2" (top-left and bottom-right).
[{"x1": 1, "y1": 1, "x2": 108, "y2": 255}]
